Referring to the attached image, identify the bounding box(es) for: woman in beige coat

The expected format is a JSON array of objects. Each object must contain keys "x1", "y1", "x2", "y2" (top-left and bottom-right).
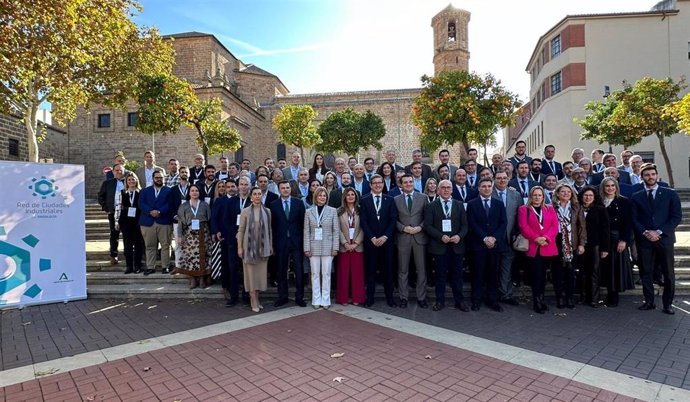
[{"x1": 304, "y1": 187, "x2": 339, "y2": 309}]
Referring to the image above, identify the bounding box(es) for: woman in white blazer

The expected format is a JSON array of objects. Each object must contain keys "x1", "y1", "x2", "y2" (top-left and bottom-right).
[{"x1": 304, "y1": 186, "x2": 339, "y2": 309}]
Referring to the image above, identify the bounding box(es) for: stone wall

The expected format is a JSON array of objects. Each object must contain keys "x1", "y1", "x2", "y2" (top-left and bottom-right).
[{"x1": 0, "y1": 113, "x2": 68, "y2": 163}]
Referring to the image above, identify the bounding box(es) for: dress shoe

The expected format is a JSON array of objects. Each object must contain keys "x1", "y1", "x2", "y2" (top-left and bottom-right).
[
  {"x1": 565, "y1": 298, "x2": 575, "y2": 309},
  {"x1": 323, "y1": 305, "x2": 330, "y2": 310},
  {"x1": 387, "y1": 300, "x2": 398, "y2": 308},
  {"x1": 364, "y1": 300, "x2": 374, "y2": 308},
  {"x1": 662, "y1": 306, "x2": 675, "y2": 315},
  {"x1": 489, "y1": 303, "x2": 504, "y2": 312},
  {"x1": 500, "y1": 298, "x2": 519, "y2": 306},
  {"x1": 110, "y1": 256, "x2": 119, "y2": 265},
  {"x1": 162, "y1": 266, "x2": 173, "y2": 274},
  {"x1": 432, "y1": 303, "x2": 444, "y2": 311},
  {"x1": 312, "y1": 304, "x2": 320, "y2": 310},
  {"x1": 471, "y1": 303, "x2": 480, "y2": 311},
  {"x1": 399, "y1": 299, "x2": 408, "y2": 308},
  {"x1": 143, "y1": 269, "x2": 155, "y2": 276},
  {"x1": 273, "y1": 299, "x2": 288, "y2": 308},
  {"x1": 124, "y1": 269, "x2": 133, "y2": 274},
  {"x1": 638, "y1": 303, "x2": 656, "y2": 311},
  {"x1": 556, "y1": 297, "x2": 565, "y2": 309},
  {"x1": 533, "y1": 304, "x2": 545, "y2": 314},
  {"x1": 455, "y1": 302, "x2": 469, "y2": 312},
  {"x1": 225, "y1": 299, "x2": 237, "y2": 308},
  {"x1": 540, "y1": 302, "x2": 549, "y2": 312},
  {"x1": 417, "y1": 300, "x2": 429, "y2": 309},
  {"x1": 295, "y1": 300, "x2": 306, "y2": 307}
]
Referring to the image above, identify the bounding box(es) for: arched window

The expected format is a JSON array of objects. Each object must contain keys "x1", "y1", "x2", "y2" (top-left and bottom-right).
[
  {"x1": 448, "y1": 22, "x2": 456, "y2": 42},
  {"x1": 276, "y1": 143, "x2": 286, "y2": 160}
]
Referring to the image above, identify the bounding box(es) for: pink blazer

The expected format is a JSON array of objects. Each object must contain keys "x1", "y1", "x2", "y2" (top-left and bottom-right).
[{"x1": 517, "y1": 204, "x2": 559, "y2": 257}]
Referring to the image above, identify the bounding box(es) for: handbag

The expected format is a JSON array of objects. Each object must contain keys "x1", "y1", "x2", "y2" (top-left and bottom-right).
[
  {"x1": 512, "y1": 234, "x2": 529, "y2": 252},
  {"x1": 210, "y1": 240, "x2": 223, "y2": 280}
]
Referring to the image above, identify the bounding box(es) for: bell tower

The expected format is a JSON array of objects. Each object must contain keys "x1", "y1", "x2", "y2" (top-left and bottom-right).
[{"x1": 431, "y1": 4, "x2": 470, "y2": 75}]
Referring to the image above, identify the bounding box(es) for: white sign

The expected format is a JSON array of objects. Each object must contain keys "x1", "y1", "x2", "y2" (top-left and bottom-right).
[{"x1": 0, "y1": 161, "x2": 87, "y2": 308}]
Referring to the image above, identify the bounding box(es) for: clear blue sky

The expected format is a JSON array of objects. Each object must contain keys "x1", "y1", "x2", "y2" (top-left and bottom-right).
[{"x1": 134, "y1": 0, "x2": 655, "y2": 100}]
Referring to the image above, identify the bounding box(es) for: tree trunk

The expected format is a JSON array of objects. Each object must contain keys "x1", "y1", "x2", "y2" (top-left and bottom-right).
[
  {"x1": 299, "y1": 146, "x2": 305, "y2": 166},
  {"x1": 26, "y1": 87, "x2": 40, "y2": 162},
  {"x1": 461, "y1": 139, "x2": 470, "y2": 163},
  {"x1": 656, "y1": 132, "x2": 675, "y2": 187},
  {"x1": 197, "y1": 126, "x2": 209, "y2": 161},
  {"x1": 482, "y1": 143, "x2": 489, "y2": 166}
]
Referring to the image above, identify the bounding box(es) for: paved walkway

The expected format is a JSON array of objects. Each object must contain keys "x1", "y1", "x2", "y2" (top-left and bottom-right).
[{"x1": 2, "y1": 299, "x2": 690, "y2": 401}]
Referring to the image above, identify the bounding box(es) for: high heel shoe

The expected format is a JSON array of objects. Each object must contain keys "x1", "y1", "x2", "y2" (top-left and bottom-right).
[{"x1": 189, "y1": 277, "x2": 198, "y2": 289}]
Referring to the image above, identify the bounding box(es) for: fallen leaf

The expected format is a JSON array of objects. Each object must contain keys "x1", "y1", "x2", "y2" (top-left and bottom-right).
[
  {"x1": 35, "y1": 368, "x2": 59, "y2": 376},
  {"x1": 173, "y1": 399, "x2": 182, "y2": 402},
  {"x1": 287, "y1": 329, "x2": 292, "y2": 333},
  {"x1": 21, "y1": 321, "x2": 32, "y2": 326},
  {"x1": 330, "y1": 352, "x2": 345, "y2": 359},
  {"x1": 138, "y1": 340, "x2": 150, "y2": 344},
  {"x1": 332, "y1": 377, "x2": 344, "y2": 383},
  {"x1": 385, "y1": 317, "x2": 392, "y2": 320},
  {"x1": 142, "y1": 367, "x2": 151, "y2": 372},
  {"x1": 425, "y1": 355, "x2": 432, "y2": 360},
  {"x1": 147, "y1": 305, "x2": 157, "y2": 310},
  {"x1": 84, "y1": 396, "x2": 95, "y2": 401}
]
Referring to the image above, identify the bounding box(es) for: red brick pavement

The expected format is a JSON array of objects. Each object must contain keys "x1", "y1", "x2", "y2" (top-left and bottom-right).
[{"x1": 1, "y1": 310, "x2": 644, "y2": 401}]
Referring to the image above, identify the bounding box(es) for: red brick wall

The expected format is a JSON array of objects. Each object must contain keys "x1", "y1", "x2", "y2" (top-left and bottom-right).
[
  {"x1": 562, "y1": 24, "x2": 585, "y2": 52},
  {"x1": 563, "y1": 63, "x2": 586, "y2": 88}
]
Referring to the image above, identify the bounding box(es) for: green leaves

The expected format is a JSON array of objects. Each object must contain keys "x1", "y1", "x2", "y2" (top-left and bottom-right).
[
  {"x1": 411, "y1": 70, "x2": 521, "y2": 154},
  {"x1": 272, "y1": 104, "x2": 320, "y2": 158},
  {"x1": 317, "y1": 108, "x2": 385, "y2": 156},
  {"x1": 666, "y1": 92, "x2": 690, "y2": 135}
]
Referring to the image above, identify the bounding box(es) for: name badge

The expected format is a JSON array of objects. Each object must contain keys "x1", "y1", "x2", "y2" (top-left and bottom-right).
[
  {"x1": 127, "y1": 207, "x2": 137, "y2": 217},
  {"x1": 204, "y1": 197, "x2": 211, "y2": 204},
  {"x1": 348, "y1": 228, "x2": 355, "y2": 240},
  {"x1": 314, "y1": 228, "x2": 323, "y2": 241},
  {"x1": 442, "y1": 219, "x2": 452, "y2": 233},
  {"x1": 181, "y1": 199, "x2": 187, "y2": 204},
  {"x1": 191, "y1": 219, "x2": 200, "y2": 230},
  {"x1": 236, "y1": 215, "x2": 241, "y2": 226}
]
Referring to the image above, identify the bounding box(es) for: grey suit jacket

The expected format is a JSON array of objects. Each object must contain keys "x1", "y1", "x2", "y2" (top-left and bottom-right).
[
  {"x1": 282, "y1": 165, "x2": 304, "y2": 181},
  {"x1": 135, "y1": 165, "x2": 166, "y2": 188},
  {"x1": 492, "y1": 187, "x2": 521, "y2": 241},
  {"x1": 303, "y1": 205, "x2": 339, "y2": 256},
  {"x1": 394, "y1": 192, "x2": 428, "y2": 246}
]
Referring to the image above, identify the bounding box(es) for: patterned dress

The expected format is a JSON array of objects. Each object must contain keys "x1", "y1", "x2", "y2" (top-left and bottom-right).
[{"x1": 176, "y1": 200, "x2": 212, "y2": 276}]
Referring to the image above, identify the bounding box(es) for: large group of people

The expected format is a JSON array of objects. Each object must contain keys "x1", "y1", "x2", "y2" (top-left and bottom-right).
[{"x1": 98, "y1": 142, "x2": 682, "y2": 315}]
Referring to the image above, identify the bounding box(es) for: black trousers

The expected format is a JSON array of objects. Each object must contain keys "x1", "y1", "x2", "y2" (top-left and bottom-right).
[
  {"x1": 365, "y1": 242, "x2": 395, "y2": 303},
  {"x1": 471, "y1": 248, "x2": 501, "y2": 306},
  {"x1": 434, "y1": 247, "x2": 464, "y2": 306},
  {"x1": 276, "y1": 243, "x2": 304, "y2": 302},
  {"x1": 107, "y1": 212, "x2": 120, "y2": 257},
  {"x1": 528, "y1": 252, "x2": 549, "y2": 304},
  {"x1": 638, "y1": 243, "x2": 675, "y2": 308},
  {"x1": 120, "y1": 223, "x2": 144, "y2": 271},
  {"x1": 224, "y1": 246, "x2": 248, "y2": 303}
]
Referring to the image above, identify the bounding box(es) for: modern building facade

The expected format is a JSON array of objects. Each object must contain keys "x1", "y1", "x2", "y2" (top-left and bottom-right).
[{"x1": 504, "y1": 0, "x2": 690, "y2": 187}]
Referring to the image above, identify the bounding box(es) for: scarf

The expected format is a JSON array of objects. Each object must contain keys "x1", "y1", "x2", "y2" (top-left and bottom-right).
[
  {"x1": 557, "y1": 202, "x2": 574, "y2": 262},
  {"x1": 603, "y1": 197, "x2": 613, "y2": 208},
  {"x1": 244, "y1": 205, "x2": 272, "y2": 263}
]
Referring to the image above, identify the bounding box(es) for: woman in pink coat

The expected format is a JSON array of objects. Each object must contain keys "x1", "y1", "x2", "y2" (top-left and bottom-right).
[{"x1": 518, "y1": 186, "x2": 559, "y2": 314}]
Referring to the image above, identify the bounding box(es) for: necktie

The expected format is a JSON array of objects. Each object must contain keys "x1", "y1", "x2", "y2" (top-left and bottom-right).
[
  {"x1": 469, "y1": 176, "x2": 474, "y2": 187},
  {"x1": 444, "y1": 200, "x2": 450, "y2": 216},
  {"x1": 284, "y1": 200, "x2": 290, "y2": 218},
  {"x1": 499, "y1": 191, "x2": 505, "y2": 205},
  {"x1": 375, "y1": 195, "x2": 380, "y2": 209},
  {"x1": 549, "y1": 191, "x2": 554, "y2": 203},
  {"x1": 647, "y1": 189, "x2": 654, "y2": 206},
  {"x1": 483, "y1": 199, "x2": 490, "y2": 217},
  {"x1": 407, "y1": 194, "x2": 412, "y2": 212},
  {"x1": 461, "y1": 186, "x2": 466, "y2": 200},
  {"x1": 520, "y1": 180, "x2": 527, "y2": 195},
  {"x1": 550, "y1": 161, "x2": 555, "y2": 173}
]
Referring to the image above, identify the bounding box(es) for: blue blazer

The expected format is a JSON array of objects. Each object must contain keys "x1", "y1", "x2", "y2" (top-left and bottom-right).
[
  {"x1": 631, "y1": 186, "x2": 682, "y2": 246},
  {"x1": 139, "y1": 186, "x2": 173, "y2": 226},
  {"x1": 270, "y1": 197, "x2": 305, "y2": 251},
  {"x1": 360, "y1": 193, "x2": 398, "y2": 240},
  {"x1": 631, "y1": 181, "x2": 669, "y2": 194},
  {"x1": 451, "y1": 184, "x2": 478, "y2": 204},
  {"x1": 467, "y1": 197, "x2": 508, "y2": 252},
  {"x1": 541, "y1": 160, "x2": 563, "y2": 180},
  {"x1": 210, "y1": 195, "x2": 230, "y2": 239},
  {"x1": 508, "y1": 177, "x2": 539, "y2": 198},
  {"x1": 352, "y1": 179, "x2": 371, "y2": 197}
]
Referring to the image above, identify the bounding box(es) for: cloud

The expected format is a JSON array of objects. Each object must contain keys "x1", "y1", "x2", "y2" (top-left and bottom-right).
[{"x1": 238, "y1": 43, "x2": 328, "y2": 57}]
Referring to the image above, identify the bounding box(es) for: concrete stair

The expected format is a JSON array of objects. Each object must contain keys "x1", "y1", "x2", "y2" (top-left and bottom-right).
[{"x1": 83, "y1": 202, "x2": 690, "y2": 299}]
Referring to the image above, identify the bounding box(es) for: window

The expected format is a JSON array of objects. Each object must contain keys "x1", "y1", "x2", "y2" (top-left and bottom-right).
[
  {"x1": 127, "y1": 112, "x2": 138, "y2": 127},
  {"x1": 551, "y1": 72, "x2": 562, "y2": 95},
  {"x1": 97, "y1": 113, "x2": 111, "y2": 128},
  {"x1": 447, "y1": 22, "x2": 456, "y2": 42},
  {"x1": 637, "y1": 151, "x2": 655, "y2": 164},
  {"x1": 551, "y1": 35, "x2": 561, "y2": 58},
  {"x1": 8, "y1": 138, "x2": 19, "y2": 156},
  {"x1": 234, "y1": 146, "x2": 244, "y2": 164},
  {"x1": 276, "y1": 143, "x2": 286, "y2": 160},
  {"x1": 687, "y1": 42, "x2": 690, "y2": 59}
]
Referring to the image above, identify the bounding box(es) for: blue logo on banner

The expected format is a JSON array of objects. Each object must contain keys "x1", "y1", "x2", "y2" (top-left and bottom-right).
[
  {"x1": 28, "y1": 176, "x2": 58, "y2": 199},
  {"x1": 0, "y1": 226, "x2": 52, "y2": 304}
]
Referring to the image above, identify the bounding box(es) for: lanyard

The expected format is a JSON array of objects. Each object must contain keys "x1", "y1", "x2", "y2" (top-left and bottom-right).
[
  {"x1": 442, "y1": 199, "x2": 451, "y2": 218},
  {"x1": 154, "y1": 187, "x2": 161, "y2": 198},
  {"x1": 531, "y1": 205, "x2": 544, "y2": 227},
  {"x1": 347, "y1": 209, "x2": 355, "y2": 227},
  {"x1": 205, "y1": 183, "x2": 213, "y2": 195},
  {"x1": 129, "y1": 191, "x2": 135, "y2": 205},
  {"x1": 239, "y1": 197, "x2": 247, "y2": 209},
  {"x1": 178, "y1": 184, "x2": 188, "y2": 198},
  {"x1": 316, "y1": 207, "x2": 325, "y2": 227},
  {"x1": 190, "y1": 201, "x2": 199, "y2": 218}
]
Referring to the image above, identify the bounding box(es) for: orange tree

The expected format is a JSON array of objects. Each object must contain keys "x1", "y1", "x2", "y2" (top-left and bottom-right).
[
  {"x1": 0, "y1": 0, "x2": 174, "y2": 162},
  {"x1": 272, "y1": 104, "x2": 321, "y2": 162},
  {"x1": 576, "y1": 89, "x2": 640, "y2": 148},
  {"x1": 317, "y1": 108, "x2": 385, "y2": 156},
  {"x1": 135, "y1": 73, "x2": 241, "y2": 159},
  {"x1": 411, "y1": 70, "x2": 521, "y2": 157}
]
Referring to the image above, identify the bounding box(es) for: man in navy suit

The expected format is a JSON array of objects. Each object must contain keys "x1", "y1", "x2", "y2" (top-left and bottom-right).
[
  {"x1": 351, "y1": 163, "x2": 371, "y2": 196},
  {"x1": 360, "y1": 174, "x2": 399, "y2": 307},
  {"x1": 468, "y1": 178, "x2": 508, "y2": 312},
  {"x1": 631, "y1": 164, "x2": 682, "y2": 314},
  {"x1": 451, "y1": 168, "x2": 478, "y2": 207},
  {"x1": 270, "y1": 181, "x2": 307, "y2": 307},
  {"x1": 540, "y1": 144, "x2": 563, "y2": 180},
  {"x1": 508, "y1": 161, "x2": 539, "y2": 203},
  {"x1": 591, "y1": 154, "x2": 631, "y2": 186},
  {"x1": 139, "y1": 171, "x2": 173, "y2": 275}
]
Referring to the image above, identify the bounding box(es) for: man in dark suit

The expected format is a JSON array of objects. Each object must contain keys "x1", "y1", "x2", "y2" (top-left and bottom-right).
[
  {"x1": 508, "y1": 140, "x2": 532, "y2": 171},
  {"x1": 466, "y1": 148, "x2": 485, "y2": 173},
  {"x1": 270, "y1": 181, "x2": 307, "y2": 307},
  {"x1": 360, "y1": 174, "x2": 399, "y2": 307},
  {"x1": 492, "y1": 171, "x2": 522, "y2": 305},
  {"x1": 451, "y1": 168, "x2": 478, "y2": 207},
  {"x1": 98, "y1": 164, "x2": 125, "y2": 265},
  {"x1": 385, "y1": 150, "x2": 405, "y2": 173},
  {"x1": 631, "y1": 164, "x2": 682, "y2": 314},
  {"x1": 591, "y1": 153, "x2": 631, "y2": 186},
  {"x1": 405, "y1": 149, "x2": 433, "y2": 180},
  {"x1": 394, "y1": 175, "x2": 429, "y2": 308},
  {"x1": 463, "y1": 159, "x2": 480, "y2": 189},
  {"x1": 424, "y1": 179, "x2": 469, "y2": 312},
  {"x1": 408, "y1": 161, "x2": 428, "y2": 193},
  {"x1": 467, "y1": 178, "x2": 508, "y2": 312},
  {"x1": 437, "y1": 149, "x2": 458, "y2": 179},
  {"x1": 290, "y1": 168, "x2": 310, "y2": 201},
  {"x1": 138, "y1": 171, "x2": 173, "y2": 275},
  {"x1": 195, "y1": 165, "x2": 217, "y2": 204},
  {"x1": 508, "y1": 161, "x2": 539, "y2": 203},
  {"x1": 190, "y1": 154, "x2": 206, "y2": 185},
  {"x1": 528, "y1": 158, "x2": 546, "y2": 184},
  {"x1": 351, "y1": 164, "x2": 371, "y2": 196},
  {"x1": 215, "y1": 176, "x2": 251, "y2": 306},
  {"x1": 540, "y1": 144, "x2": 563, "y2": 180},
  {"x1": 256, "y1": 174, "x2": 278, "y2": 207}
]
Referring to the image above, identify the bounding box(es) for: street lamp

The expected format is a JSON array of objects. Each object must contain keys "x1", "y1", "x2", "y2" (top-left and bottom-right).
[{"x1": 603, "y1": 85, "x2": 612, "y2": 153}]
